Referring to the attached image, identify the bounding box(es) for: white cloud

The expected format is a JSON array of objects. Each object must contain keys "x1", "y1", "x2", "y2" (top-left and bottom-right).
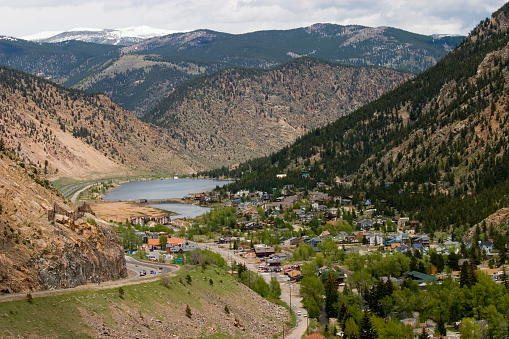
[{"x1": 0, "y1": 0, "x2": 506, "y2": 38}]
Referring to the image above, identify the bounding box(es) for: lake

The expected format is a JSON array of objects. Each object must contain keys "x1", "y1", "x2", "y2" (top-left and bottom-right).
[
  {"x1": 102, "y1": 178, "x2": 233, "y2": 219},
  {"x1": 102, "y1": 178, "x2": 232, "y2": 201}
]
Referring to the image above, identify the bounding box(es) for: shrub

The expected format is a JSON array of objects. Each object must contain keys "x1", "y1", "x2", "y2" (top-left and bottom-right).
[{"x1": 186, "y1": 304, "x2": 192, "y2": 318}]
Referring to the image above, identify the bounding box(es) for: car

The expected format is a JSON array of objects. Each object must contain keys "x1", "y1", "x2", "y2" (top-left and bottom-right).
[{"x1": 297, "y1": 311, "x2": 301, "y2": 316}]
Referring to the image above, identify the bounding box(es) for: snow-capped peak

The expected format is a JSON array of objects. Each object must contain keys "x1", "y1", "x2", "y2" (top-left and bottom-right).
[{"x1": 20, "y1": 26, "x2": 180, "y2": 46}]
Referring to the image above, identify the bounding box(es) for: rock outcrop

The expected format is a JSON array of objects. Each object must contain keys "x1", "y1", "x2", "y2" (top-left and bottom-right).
[{"x1": 0, "y1": 147, "x2": 126, "y2": 293}]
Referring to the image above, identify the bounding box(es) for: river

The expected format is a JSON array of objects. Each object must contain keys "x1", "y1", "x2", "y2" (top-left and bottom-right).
[{"x1": 102, "y1": 178, "x2": 233, "y2": 219}]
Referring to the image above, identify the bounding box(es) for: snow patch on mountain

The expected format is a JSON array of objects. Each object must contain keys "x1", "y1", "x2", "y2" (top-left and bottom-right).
[{"x1": 21, "y1": 26, "x2": 180, "y2": 45}]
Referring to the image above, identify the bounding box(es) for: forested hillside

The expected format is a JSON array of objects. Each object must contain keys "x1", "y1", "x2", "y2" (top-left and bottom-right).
[
  {"x1": 204, "y1": 4, "x2": 509, "y2": 238},
  {"x1": 144, "y1": 58, "x2": 412, "y2": 169}
]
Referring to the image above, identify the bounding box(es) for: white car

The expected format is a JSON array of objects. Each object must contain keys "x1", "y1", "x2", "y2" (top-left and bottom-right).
[{"x1": 297, "y1": 311, "x2": 301, "y2": 316}]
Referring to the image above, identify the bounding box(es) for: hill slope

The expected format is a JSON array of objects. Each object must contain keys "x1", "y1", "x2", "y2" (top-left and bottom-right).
[
  {"x1": 205, "y1": 4, "x2": 509, "y2": 235},
  {"x1": 0, "y1": 267, "x2": 288, "y2": 338},
  {"x1": 0, "y1": 145, "x2": 127, "y2": 293},
  {"x1": 0, "y1": 67, "x2": 195, "y2": 180},
  {"x1": 144, "y1": 58, "x2": 413, "y2": 168}
]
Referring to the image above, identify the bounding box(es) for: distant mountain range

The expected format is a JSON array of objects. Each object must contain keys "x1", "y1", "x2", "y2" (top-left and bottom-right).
[
  {"x1": 20, "y1": 26, "x2": 178, "y2": 46},
  {"x1": 0, "y1": 24, "x2": 464, "y2": 115}
]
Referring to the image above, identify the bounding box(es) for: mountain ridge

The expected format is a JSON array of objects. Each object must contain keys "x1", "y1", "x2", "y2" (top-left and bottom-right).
[
  {"x1": 0, "y1": 23, "x2": 463, "y2": 116},
  {"x1": 144, "y1": 57, "x2": 413, "y2": 169},
  {"x1": 204, "y1": 3, "x2": 509, "y2": 237},
  {"x1": 0, "y1": 66, "x2": 197, "y2": 180},
  {"x1": 21, "y1": 25, "x2": 179, "y2": 46}
]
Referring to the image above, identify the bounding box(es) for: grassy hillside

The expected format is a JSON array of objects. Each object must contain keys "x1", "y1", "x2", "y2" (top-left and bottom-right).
[{"x1": 0, "y1": 267, "x2": 289, "y2": 338}]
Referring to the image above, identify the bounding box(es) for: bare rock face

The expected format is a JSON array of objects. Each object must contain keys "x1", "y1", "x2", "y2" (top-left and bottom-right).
[
  {"x1": 35, "y1": 216, "x2": 127, "y2": 290},
  {"x1": 0, "y1": 149, "x2": 126, "y2": 293},
  {"x1": 147, "y1": 58, "x2": 413, "y2": 169}
]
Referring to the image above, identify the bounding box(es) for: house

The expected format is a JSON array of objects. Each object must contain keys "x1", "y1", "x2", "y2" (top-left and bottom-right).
[
  {"x1": 479, "y1": 241, "x2": 494, "y2": 254},
  {"x1": 319, "y1": 230, "x2": 331, "y2": 239},
  {"x1": 479, "y1": 268, "x2": 501, "y2": 281},
  {"x1": 363, "y1": 199, "x2": 372, "y2": 206},
  {"x1": 397, "y1": 217, "x2": 410, "y2": 229},
  {"x1": 384, "y1": 233, "x2": 409, "y2": 246},
  {"x1": 411, "y1": 235, "x2": 430, "y2": 247},
  {"x1": 284, "y1": 237, "x2": 301, "y2": 246},
  {"x1": 365, "y1": 234, "x2": 383, "y2": 246},
  {"x1": 271, "y1": 253, "x2": 289, "y2": 261},
  {"x1": 254, "y1": 245, "x2": 275, "y2": 257},
  {"x1": 303, "y1": 237, "x2": 322, "y2": 251},
  {"x1": 407, "y1": 271, "x2": 438, "y2": 285},
  {"x1": 287, "y1": 270, "x2": 302, "y2": 281},
  {"x1": 308, "y1": 191, "x2": 330, "y2": 203},
  {"x1": 266, "y1": 259, "x2": 281, "y2": 267},
  {"x1": 357, "y1": 219, "x2": 374, "y2": 230}
]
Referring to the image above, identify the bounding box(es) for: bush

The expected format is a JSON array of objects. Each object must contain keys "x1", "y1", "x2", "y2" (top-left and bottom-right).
[
  {"x1": 118, "y1": 287, "x2": 125, "y2": 299},
  {"x1": 162, "y1": 276, "x2": 172, "y2": 288},
  {"x1": 186, "y1": 304, "x2": 192, "y2": 318}
]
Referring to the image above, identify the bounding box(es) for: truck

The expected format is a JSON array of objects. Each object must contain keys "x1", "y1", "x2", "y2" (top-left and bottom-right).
[{"x1": 167, "y1": 241, "x2": 199, "y2": 254}]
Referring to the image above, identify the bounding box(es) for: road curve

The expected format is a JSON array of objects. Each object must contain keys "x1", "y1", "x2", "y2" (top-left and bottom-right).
[{"x1": 0, "y1": 256, "x2": 179, "y2": 303}]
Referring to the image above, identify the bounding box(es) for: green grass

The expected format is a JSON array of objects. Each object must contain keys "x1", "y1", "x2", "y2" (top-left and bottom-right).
[{"x1": 0, "y1": 266, "x2": 286, "y2": 338}]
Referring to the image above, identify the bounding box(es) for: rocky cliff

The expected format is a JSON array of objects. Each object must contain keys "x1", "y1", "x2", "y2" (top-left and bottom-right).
[{"x1": 0, "y1": 146, "x2": 126, "y2": 293}]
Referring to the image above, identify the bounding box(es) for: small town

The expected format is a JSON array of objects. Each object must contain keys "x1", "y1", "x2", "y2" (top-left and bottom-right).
[{"x1": 109, "y1": 183, "x2": 509, "y2": 339}]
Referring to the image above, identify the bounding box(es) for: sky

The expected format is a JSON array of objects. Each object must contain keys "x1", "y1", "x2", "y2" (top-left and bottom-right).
[{"x1": 0, "y1": 0, "x2": 507, "y2": 38}]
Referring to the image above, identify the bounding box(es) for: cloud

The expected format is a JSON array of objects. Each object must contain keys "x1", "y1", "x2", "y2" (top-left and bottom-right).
[{"x1": 0, "y1": 0, "x2": 506, "y2": 38}]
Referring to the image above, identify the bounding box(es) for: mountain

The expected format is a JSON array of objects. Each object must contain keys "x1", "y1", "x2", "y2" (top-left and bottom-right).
[
  {"x1": 21, "y1": 26, "x2": 178, "y2": 46},
  {"x1": 205, "y1": 4, "x2": 509, "y2": 237},
  {"x1": 0, "y1": 24, "x2": 463, "y2": 116},
  {"x1": 0, "y1": 66, "x2": 196, "y2": 180},
  {"x1": 0, "y1": 144, "x2": 127, "y2": 293},
  {"x1": 144, "y1": 58, "x2": 413, "y2": 168}
]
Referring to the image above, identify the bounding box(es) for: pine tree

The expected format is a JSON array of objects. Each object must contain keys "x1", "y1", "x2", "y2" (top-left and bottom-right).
[
  {"x1": 460, "y1": 261, "x2": 470, "y2": 288},
  {"x1": 359, "y1": 310, "x2": 377, "y2": 339},
  {"x1": 325, "y1": 274, "x2": 339, "y2": 318},
  {"x1": 437, "y1": 316, "x2": 446, "y2": 336}
]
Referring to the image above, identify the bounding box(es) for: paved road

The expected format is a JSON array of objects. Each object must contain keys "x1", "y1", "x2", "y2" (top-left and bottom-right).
[
  {"x1": 200, "y1": 243, "x2": 308, "y2": 338},
  {"x1": 0, "y1": 256, "x2": 178, "y2": 303},
  {"x1": 69, "y1": 184, "x2": 94, "y2": 202},
  {"x1": 125, "y1": 256, "x2": 175, "y2": 278}
]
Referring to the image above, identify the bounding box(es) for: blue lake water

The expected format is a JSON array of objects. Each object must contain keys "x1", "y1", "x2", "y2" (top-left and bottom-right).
[
  {"x1": 102, "y1": 178, "x2": 232, "y2": 219},
  {"x1": 102, "y1": 178, "x2": 232, "y2": 201}
]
